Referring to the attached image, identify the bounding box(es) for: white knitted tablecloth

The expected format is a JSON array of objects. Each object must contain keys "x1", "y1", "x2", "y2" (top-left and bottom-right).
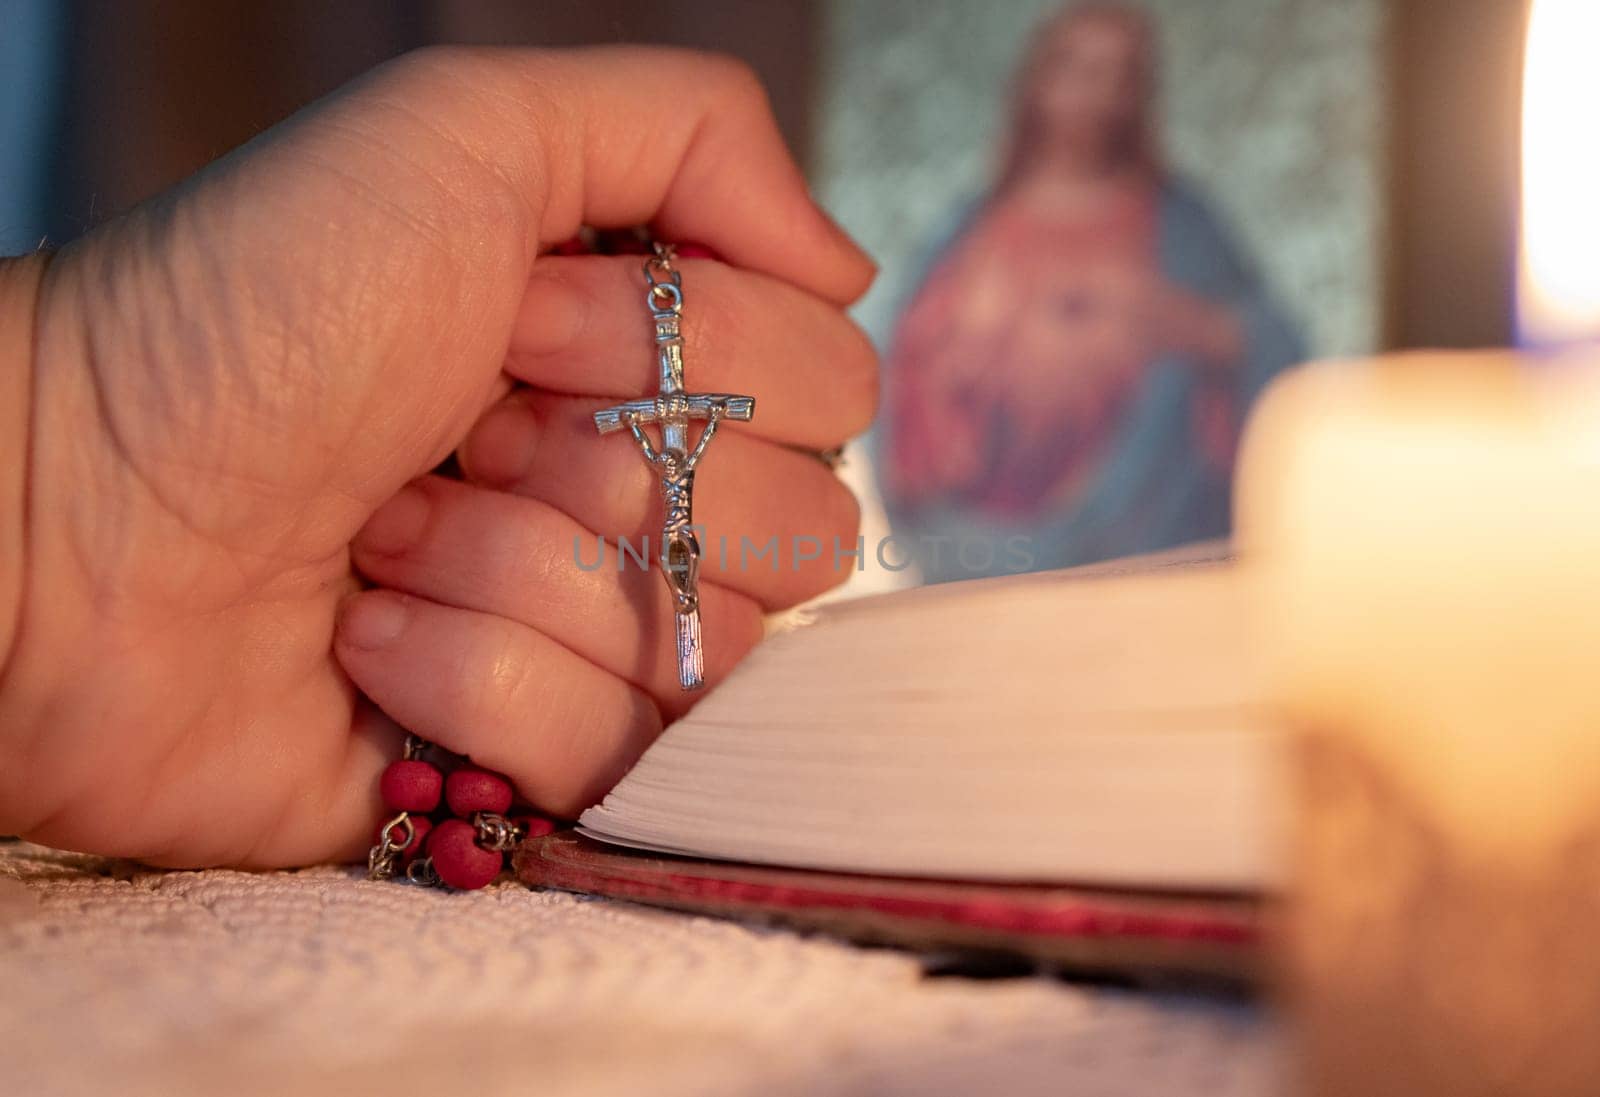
[{"x1": 0, "y1": 842, "x2": 1280, "y2": 1097}]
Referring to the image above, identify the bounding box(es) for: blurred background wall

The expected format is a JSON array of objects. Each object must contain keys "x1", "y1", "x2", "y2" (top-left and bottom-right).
[
  {"x1": 0, "y1": 0, "x2": 62, "y2": 253},
  {"x1": 0, "y1": 0, "x2": 1523, "y2": 351},
  {"x1": 0, "y1": 0, "x2": 820, "y2": 251}
]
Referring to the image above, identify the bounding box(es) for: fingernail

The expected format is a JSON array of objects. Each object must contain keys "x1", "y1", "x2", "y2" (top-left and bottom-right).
[
  {"x1": 461, "y1": 398, "x2": 541, "y2": 488},
  {"x1": 338, "y1": 592, "x2": 410, "y2": 651},
  {"x1": 511, "y1": 270, "x2": 589, "y2": 358},
  {"x1": 355, "y1": 481, "x2": 430, "y2": 557}
]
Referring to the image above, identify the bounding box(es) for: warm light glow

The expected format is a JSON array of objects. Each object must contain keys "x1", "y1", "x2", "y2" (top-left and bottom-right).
[{"x1": 1520, "y1": 0, "x2": 1600, "y2": 345}]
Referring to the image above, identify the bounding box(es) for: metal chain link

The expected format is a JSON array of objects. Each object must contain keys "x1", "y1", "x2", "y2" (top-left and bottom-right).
[
  {"x1": 473, "y1": 812, "x2": 525, "y2": 852},
  {"x1": 643, "y1": 239, "x2": 678, "y2": 280},
  {"x1": 366, "y1": 812, "x2": 413, "y2": 880}
]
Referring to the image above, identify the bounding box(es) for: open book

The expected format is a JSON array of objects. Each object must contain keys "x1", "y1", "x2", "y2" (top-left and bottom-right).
[{"x1": 518, "y1": 544, "x2": 1278, "y2": 980}]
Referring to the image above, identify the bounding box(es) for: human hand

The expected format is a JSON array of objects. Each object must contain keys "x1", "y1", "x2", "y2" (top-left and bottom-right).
[{"x1": 0, "y1": 47, "x2": 876, "y2": 868}]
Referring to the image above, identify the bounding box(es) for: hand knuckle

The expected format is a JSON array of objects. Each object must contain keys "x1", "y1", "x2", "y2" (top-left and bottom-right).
[
  {"x1": 384, "y1": 44, "x2": 480, "y2": 85},
  {"x1": 698, "y1": 52, "x2": 767, "y2": 104}
]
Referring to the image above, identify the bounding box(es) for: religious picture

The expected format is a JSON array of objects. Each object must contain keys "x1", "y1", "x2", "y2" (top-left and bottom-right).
[{"x1": 876, "y1": 3, "x2": 1307, "y2": 581}]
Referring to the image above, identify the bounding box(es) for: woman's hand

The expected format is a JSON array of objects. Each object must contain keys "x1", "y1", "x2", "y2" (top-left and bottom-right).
[{"x1": 0, "y1": 47, "x2": 876, "y2": 868}]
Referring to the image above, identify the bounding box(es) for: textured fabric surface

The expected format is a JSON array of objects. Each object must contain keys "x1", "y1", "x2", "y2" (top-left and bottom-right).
[{"x1": 0, "y1": 842, "x2": 1279, "y2": 1097}]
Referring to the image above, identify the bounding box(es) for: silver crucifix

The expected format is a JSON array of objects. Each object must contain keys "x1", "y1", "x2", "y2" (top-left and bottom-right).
[{"x1": 593, "y1": 245, "x2": 755, "y2": 690}]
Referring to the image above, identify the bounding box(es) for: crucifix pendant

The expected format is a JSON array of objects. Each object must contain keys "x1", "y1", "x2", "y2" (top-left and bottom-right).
[{"x1": 593, "y1": 246, "x2": 755, "y2": 690}]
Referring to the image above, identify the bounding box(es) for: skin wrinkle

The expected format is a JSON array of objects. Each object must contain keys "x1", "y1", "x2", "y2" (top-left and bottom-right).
[
  {"x1": 118, "y1": 209, "x2": 231, "y2": 463},
  {"x1": 458, "y1": 69, "x2": 565, "y2": 247},
  {"x1": 78, "y1": 323, "x2": 246, "y2": 623},
  {"x1": 365, "y1": 88, "x2": 533, "y2": 239},
  {"x1": 482, "y1": 622, "x2": 540, "y2": 738},
  {"x1": 67, "y1": 208, "x2": 291, "y2": 573},
  {"x1": 185, "y1": 188, "x2": 291, "y2": 431},
  {"x1": 0, "y1": 253, "x2": 53, "y2": 831},
  {"x1": 296, "y1": 134, "x2": 467, "y2": 268},
  {"x1": 272, "y1": 123, "x2": 529, "y2": 490},
  {"x1": 0, "y1": 253, "x2": 51, "y2": 675},
  {"x1": 123, "y1": 196, "x2": 342, "y2": 520},
  {"x1": 361, "y1": 50, "x2": 557, "y2": 264},
  {"x1": 488, "y1": 510, "x2": 569, "y2": 613},
  {"x1": 198, "y1": 135, "x2": 504, "y2": 542}
]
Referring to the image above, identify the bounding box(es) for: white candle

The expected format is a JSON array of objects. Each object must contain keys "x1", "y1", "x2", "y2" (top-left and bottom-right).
[
  {"x1": 1240, "y1": 352, "x2": 1600, "y2": 861},
  {"x1": 1231, "y1": 6, "x2": 1600, "y2": 1090}
]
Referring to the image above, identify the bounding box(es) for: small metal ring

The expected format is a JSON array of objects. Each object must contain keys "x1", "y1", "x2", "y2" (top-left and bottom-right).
[
  {"x1": 647, "y1": 280, "x2": 683, "y2": 314},
  {"x1": 406, "y1": 857, "x2": 441, "y2": 887},
  {"x1": 378, "y1": 813, "x2": 415, "y2": 850}
]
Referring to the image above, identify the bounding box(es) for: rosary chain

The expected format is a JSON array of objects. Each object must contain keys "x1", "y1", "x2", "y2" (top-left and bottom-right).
[
  {"x1": 643, "y1": 240, "x2": 677, "y2": 279},
  {"x1": 367, "y1": 812, "x2": 414, "y2": 880}
]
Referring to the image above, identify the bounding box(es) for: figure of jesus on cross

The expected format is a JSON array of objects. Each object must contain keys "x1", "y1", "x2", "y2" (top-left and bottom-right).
[{"x1": 593, "y1": 249, "x2": 755, "y2": 690}]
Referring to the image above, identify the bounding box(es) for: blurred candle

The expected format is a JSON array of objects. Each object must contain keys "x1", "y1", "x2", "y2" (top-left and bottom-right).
[
  {"x1": 1519, "y1": 0, "x2": 1600, "y2": 346},
  {"x1": 1237, "y1": 2, "x2": 1600, "y2": 1092},
  {"x1": 1240, "y1": 352, "x2": 1600, "y2": 1097}
]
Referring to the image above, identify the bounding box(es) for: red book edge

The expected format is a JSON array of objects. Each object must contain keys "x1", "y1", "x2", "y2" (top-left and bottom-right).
[{"x1": 514, "y1": 832, "x2": 1266, "y2": 986}]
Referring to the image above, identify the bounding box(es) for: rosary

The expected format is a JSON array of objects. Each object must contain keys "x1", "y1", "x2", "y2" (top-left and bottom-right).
[{"x1": 368, "y1": 239, "x2": 751, "y2": 889}]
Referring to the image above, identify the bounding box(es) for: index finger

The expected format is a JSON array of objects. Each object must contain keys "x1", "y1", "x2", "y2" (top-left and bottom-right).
[{"x1": 503, "y1": 255, "x2": 879, "y2": 447}]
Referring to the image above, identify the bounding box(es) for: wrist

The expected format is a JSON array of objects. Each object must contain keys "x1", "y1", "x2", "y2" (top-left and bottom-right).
[{"x1": 0, "y1": 251, "x2": 49, "y2": 680}]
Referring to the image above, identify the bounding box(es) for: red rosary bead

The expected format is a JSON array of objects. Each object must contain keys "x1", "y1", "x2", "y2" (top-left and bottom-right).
[
  {"x1": 515, "y1": 815, "x2": 557, "y2": 840},
  {"x1": 380, "y1": 759, "x2": 443, "y2": 813},
  {"x1": 427, "y1": 819, "x2": 504, "y2": 890},
  {"x1": 445, "y1": 767, "x2": 513, "y2": 817}
]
